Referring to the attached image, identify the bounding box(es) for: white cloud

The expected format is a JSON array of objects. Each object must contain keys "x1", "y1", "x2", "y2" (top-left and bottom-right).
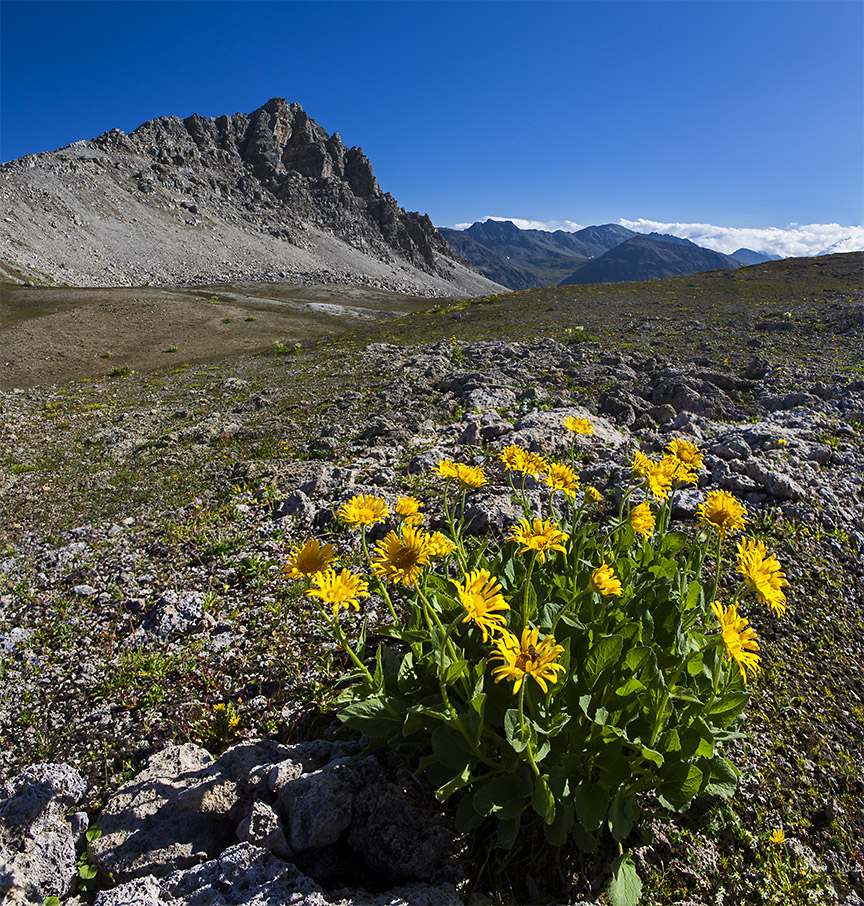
[
  {"x1": 448, "y1": 215, "x2": 864, "y2": 258},
  {"x1": 617, "y1": 219, "x2": 864, "y2": 258}
]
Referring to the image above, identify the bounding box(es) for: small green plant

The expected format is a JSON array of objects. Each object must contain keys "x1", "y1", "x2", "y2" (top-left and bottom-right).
[
  {"x1": 108, "y1": 365, "x2": 132, "y2": 377},
  {"x1": 164, "y1": 346, "x2": 179, "y2": 353},
  {"x1": 192, "y1": 700, "x2": 242, "y2": 752},
  {"x1": 99, "y1": 351, "x2": 112, "y2": 359},
  {"x1": 273, "y1": 341, "x2": 302, "y2": 356},
  {"x1": 207, "y1": 295, "x2": 220, "y2": 304},
  {"x1": 222, "y1": 317, "x2": 233, "y2": 324},
  {"x1": 235, "y1": 552, "x2": 274, "y2": 587},
  {"x1": 244, "y1": 316, "x2": 256, "y2": 322},
  {"x1": 76, "y1": 826, "x2": 102, "y2": 892},
  {"x1": 564, "y1": 325, "x2": 599, "y2": 345}
]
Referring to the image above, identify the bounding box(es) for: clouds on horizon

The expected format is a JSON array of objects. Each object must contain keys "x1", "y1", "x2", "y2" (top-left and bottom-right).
[{"x1": 450, "y1": 215, "x2": 864, "y2": 258}]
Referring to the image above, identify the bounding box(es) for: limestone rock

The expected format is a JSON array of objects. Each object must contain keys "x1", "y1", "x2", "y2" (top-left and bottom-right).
[{"x1": 0, "y1": 763, "x2": 87, "y2": 903}]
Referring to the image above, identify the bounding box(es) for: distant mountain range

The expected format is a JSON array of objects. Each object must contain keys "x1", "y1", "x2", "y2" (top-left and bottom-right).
[{"x1": 440, "y1": 220, "x2": 782, "y2": 289}]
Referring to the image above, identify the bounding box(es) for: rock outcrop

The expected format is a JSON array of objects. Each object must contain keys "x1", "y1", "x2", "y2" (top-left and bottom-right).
[{"x1": 0, "y1": 99, "x2": 502, "y2": 296}]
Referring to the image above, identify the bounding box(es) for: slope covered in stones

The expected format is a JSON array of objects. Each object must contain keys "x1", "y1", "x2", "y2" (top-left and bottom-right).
[
  {"x1": 1, "y1": 256, "x2": 862, "y2": 905},
  {"x1": 0, "y1": 98, "x2": 501, "y2": 296}
]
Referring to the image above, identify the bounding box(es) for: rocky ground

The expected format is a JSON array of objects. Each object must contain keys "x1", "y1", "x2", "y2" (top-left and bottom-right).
[
  {"x1": 1, "y1": 256, "x2": 863, "y2": 904},
  {"x1": 1, "y1": 327, "x2": 863, "y2": 904}
]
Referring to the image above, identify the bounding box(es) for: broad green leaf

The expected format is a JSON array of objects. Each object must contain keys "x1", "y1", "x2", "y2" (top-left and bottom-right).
[
  {"x1": 640, "y1": 745, "x2": 664, "y2": 768},
  {"x1": 585, "y1": 634, "x2": 623, "y2": 679},
  {"x1": 504, "y1": 708, "x2": 531, "y2": 753},
  {"x1": 702, "y1": 755, "x2": 740, "y2": 798},
  {"x1": 657, "y1": 763, "x2": 703, "y2": 812},
  {"x1": 707, "y1": 691, "x2": 750, "y2": 727},
  {"x1": 684, "y1": 580, "x2": 702, "y2": 611},
  {"x1": 455, "y1": 792, "x2": 485, "y2": 832},
  {"x1": 496, "y1": 815, "x2": 521, "y2": 850},
  {"x1": 607, "y1": 853, "x2": 642, "y2": 906},
  {"x1": 402, "y1": 710, "x2": 424, "y2": 736},
  {"x1": 573, "y1": 779, "x2": 609, "y2": 831},
  {"x1": 431, "y1": 724, "x2": 476, "y2": 770},
  {"x1": 531, "y1": 773, "x2": 556, "y2": 824},
  {"x1": 442, "y1": 658, "x2": 468, "y2": 684},
  {"x1": 338, "y1": 697, "x2": 401, "y2": 739},
  {"x1": 608, "y1": 789, "x2": 637, "y2": 841},
  {"x1": 543, "y1": 799, "x2": 574, "y2": 846}
]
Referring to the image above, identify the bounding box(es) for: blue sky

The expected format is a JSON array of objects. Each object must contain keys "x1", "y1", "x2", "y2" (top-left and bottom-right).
[{"x1": 2, "y1": 1, "x2": 862, "y2": 255}]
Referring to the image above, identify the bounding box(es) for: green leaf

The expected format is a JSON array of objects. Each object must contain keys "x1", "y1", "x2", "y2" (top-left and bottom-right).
[
  {"x1": 338, "y1": 697, "x2": 401, "y2": 739},
  {"x1": 442, "y1": 658, "x2": 468, "y2": 684},
  {"x1": 531, "y1": 773, "x2": 556, "y2": 824},
  {"x1": 543, "y1": 799, "x2": 574, "y2": 846},
  {"x1": 702, "y1": 755, "x2": 740, "y2": 798},
  {"x1": 640, "y1": 745, "x2": 664, "y2": 768},
  {"x1": 435, "y1": 763, "x2": 472, "y2": 802},
  {"x1": 44, "y1": 898, "x2": 61, "y2": 906},
  {"x1": 684, "y1": 580, "x2": 702, "y2": 611},
  {"x1": 608, "y1": 789, "x2": 638, "y2": 841},
  {"x1": 607, "y1": 853, "x2": 643, "y2": 906},
  {"x1": 78, "y1": 863, "x2": 98, "y2": 880},
  {"x1": 573, "y1": 779, "x2": 609, "y2": 831},
  {"x1": 571, "y1": 820, "x2": 598, "y2": 853},
  {"x1": 707, "y1": 690, "x2": 750, "y2": 727},
  {"x1": 585, "y1": 634, "x2": 623, "y2": 679},
  {"x1": 657, "y1": 763, "x2": 703, "y2": 812},
  {"x1": 504, "y1": 708, "x2": 531, "y2": 753},
  {"x1": 85, "y1": 826, "x2": 102, "y2": 842},
  {"x1": 432, "y1": 724, "x2": 475, "y2": 771},
  {"x1": 496, "y1": 814, "x2": 521, "y2": 850},
  {"x1": 402, "y1": 710, "x2": 424, "y2": 736},
  {"x1": 455, "y1": 791, "x2": 485, "y2": 832}
]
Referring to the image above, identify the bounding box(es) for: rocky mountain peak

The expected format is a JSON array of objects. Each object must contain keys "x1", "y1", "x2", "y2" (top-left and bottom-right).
[{"x1": 1, "y1": 99, "x2": 500, "y2": 294}]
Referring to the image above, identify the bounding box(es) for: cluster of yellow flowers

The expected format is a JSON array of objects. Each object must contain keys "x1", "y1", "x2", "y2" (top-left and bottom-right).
[
  {"x1": 626, "y1": 440, "x2": 788, "y2": 683},
  {"x1": 286, "y1": 423, "x2": 789, "y2": 693}
]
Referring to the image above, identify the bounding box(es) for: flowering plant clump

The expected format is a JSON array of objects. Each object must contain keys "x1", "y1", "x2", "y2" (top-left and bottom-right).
[{"x1": 289, "y1": 433, "x2": 789, "y2": 906}]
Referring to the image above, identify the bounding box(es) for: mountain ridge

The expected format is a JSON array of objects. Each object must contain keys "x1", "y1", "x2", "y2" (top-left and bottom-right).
[{"x1": 0, "y1": 98, "x2": 501, "y2": 295}]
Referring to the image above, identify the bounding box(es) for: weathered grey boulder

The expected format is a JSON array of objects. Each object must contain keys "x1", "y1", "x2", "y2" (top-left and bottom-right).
[
  {"x1": 277, "y1": 757, "x2": 364, "y2": 852},
  {"x1": 0, "y1": 762, "x2": 87, "y2": 903},
  {"x1": 508, "y1": 407, "x2": 624, "y2": 453},
  {"x1": 140, "y1": 590, "x2": 205, "y2": 639},
  {"x1": 93, "y1": 743, "x2": 235, "y2": 882}
]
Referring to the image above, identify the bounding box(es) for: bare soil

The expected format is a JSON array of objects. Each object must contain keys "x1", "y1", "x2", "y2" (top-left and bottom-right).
[{"x1": 0, "y1": 282, "x2": 434, "y2": 390}]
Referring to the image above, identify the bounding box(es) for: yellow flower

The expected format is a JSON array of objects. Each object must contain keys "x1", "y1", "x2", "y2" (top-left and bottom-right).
[
  {"x1": 711, "y1": 600, "x2": 760, "y2": 683},
  {"x1": 372, "y1": 524, "x2": 432, "y2": 586},
  {"x1": 308, "y1": 568, "x2": 370, "y2": 621},
  {"x1": 520, "y1": 452, "x2": 548, "y2": 477},
  {"x1": 508, "y1": 517, "x2": 568, "y2": 564},
  {"x1": 435, "y1": 458, "x2": 461, "y2": 480},
  {"x1": 666, "y1": 438, "x2": 704, "y2": 471},
  {"x1": 542, "y1": 461, "x2": 579, "y2": 495},
  {"x1": 282, "y1": 539, "x2": 337, "y2": 579},
  {"x1": 592, "y1": 563, "x2": 623, "y2": 597},
  {"x1": 426, "y1": 531, "x2": 456, "y2": 559},
  {"x1": 395, "y1": 496, "x2": 424, "y2": 526},
  {"x1": 660, "y1": 454, "x2": 699, "y2": 487},
  {"x1": 564, "y1": 416, "x2": 594, "y2": 435},
  {"x1": 338, "y1": 494, "x2": 390, "y2": 527},
  {"x1": 770, "y1": 829, "x2": 786, "y2": 846},
  {"x1": 630, "y1": 501, "x2": 656, "y2": 538},
  {"x1": 454, "y1": 569, "x2": 510, "y2": 642},
  {"x1": 584, "y1": 486, "x2": 602, "y2": 504},
  {"x1": 499, "y1": 445, "x2": 529, "y2": 472},
  {"x1": 632, "y1": 450, "x2": 654, "y2": 477},
  {"x1": 645, "y1": 459, "x2": 675, "y2": 499},
  {"x1": 736, "y1": 539, "x2": 788, "y2": 616},
  {"x1": 697, "y1": 490, "x2": 749, "y2": 537},
  {"x1": 490, "y1": 627, "x2": 566, "y2": 694},
  {"x1": 454, "y1": 463, "x2": 487, "y2": 488}
]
